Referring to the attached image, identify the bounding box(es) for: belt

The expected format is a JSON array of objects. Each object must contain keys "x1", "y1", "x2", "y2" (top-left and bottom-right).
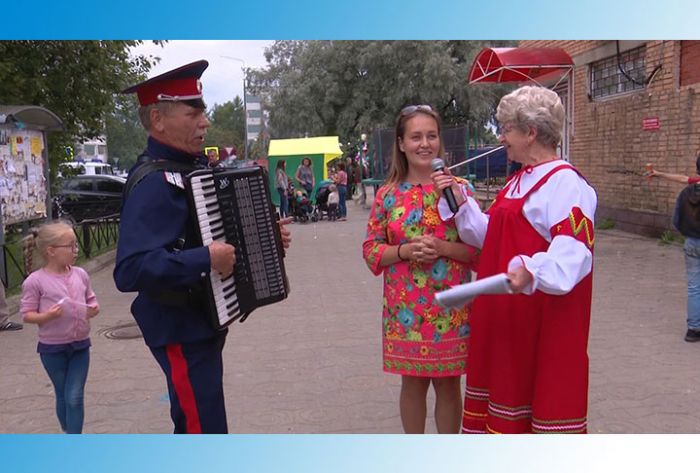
[{"x1": 147, "y1": 286, "x2": 207, "y2": 309}]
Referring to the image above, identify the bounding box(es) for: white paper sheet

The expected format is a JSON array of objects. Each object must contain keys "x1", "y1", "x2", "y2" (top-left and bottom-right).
[{"x1": 435, "y1": 273, "x2": 512, "y2": 308}]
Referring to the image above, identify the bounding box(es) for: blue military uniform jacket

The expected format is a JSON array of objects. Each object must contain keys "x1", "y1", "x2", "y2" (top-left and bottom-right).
[{"x1": 114, "y1": 137, "x2": 223, "y2": 347}]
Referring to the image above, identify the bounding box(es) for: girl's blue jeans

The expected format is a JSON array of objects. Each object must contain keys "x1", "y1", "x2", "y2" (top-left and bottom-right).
[
  {"x1": 40, "y1": 346, "x2": 90, "y2": 434},
  {"x1": 277, "y1": 188, "x2": 289, "y2": 217}
]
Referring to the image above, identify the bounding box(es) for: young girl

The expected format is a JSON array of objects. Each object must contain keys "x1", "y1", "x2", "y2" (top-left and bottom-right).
[{"x1": 21, "y1": 221, "x2": 99, "y2": 434}]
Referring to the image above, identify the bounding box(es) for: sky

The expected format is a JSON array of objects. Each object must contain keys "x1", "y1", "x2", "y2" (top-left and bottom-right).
[{"x1": 129, "y1": 40, "x2": 274, "y2": 110}]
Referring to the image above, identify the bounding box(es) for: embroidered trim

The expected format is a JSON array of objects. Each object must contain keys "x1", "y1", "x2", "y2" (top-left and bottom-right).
[
  {"x1": 464, "y1": 385, "x2": 586, "y2": 433},
  {"x1": 462, "y1": 427, "x2": 487, "y2": 434},
  {"x1": 532, "y1": 416, "x2": 587, "y2": 434},
  {"x1": 568, "y1": 210, "x2": 594, "y2": 247},
  {"x1": 486, "y1": 425, "x2": 503, "y2": 434},
  {"x1": 464, "y1": 385, "x2": 490, "y2": 400},
  {"x1": 488, "y1": 401, "x2": 533, "y2": 421},
  {"x1": 552, "y1": 206, "x2": 595, "y2": 249}
]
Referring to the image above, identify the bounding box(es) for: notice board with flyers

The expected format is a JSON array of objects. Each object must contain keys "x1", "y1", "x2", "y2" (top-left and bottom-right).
[
  {"x1": 0, "y1": 105, "x2": 63, "y2": 287},
  {"x1": 0, "y1": 125, "x2": 49, "y2": 225}
]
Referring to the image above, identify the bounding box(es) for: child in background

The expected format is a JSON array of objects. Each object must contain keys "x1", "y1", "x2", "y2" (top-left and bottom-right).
[
  {"x1": 327, "y1": 184, "x2": 340, "y2": 221},
  {"x1": 21, "y1": 221, "x2": 99, "y2": 434},
  {"x1": 294, "y1": 189, "x2": 313, "y2": 222}
]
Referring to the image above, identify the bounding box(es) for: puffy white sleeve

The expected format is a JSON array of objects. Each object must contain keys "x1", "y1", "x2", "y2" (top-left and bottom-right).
[
  {"x1": 508, "y1": 170, "x2": 597, "y2": 296},
  {"x1": 437, "y1": 184, "x2": 489, "y2": 249}
]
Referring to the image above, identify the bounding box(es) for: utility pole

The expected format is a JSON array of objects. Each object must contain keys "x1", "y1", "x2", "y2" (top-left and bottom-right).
[{"x1": 220, "y1": 55, "x2": 248, "y2": 161}]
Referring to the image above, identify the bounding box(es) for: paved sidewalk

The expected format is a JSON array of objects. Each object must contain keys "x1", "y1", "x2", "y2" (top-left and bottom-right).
[{"x1": 1, "y1": 196, "x2": 698, "y2": 433}]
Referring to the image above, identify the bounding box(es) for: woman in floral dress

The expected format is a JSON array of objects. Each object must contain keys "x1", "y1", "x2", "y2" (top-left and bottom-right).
[{"x1": 362, "y1": 105, "x2": 478, "y2": 433}]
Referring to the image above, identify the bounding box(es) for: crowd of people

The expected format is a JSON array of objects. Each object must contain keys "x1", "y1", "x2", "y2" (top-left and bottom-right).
[
  {"x1": 5, "y1": 59, "x2": 697, "y2": 435},
  {"x1": 273, "y1": 156, "x2": 361, "y2": 223}
]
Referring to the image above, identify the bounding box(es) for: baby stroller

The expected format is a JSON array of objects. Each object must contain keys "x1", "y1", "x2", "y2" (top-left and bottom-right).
[
  {"x1": 311, "y1": 180, "x2": 332, "y2": 222},
  {"x1": 290, "y1": 188, "x2": 313, "y2": 223}
]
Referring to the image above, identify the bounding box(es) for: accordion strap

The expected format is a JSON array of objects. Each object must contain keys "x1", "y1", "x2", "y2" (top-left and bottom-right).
[
  {"x1": 123, "y1": 153, "x2": 200, "y2": 201},
  {"x1": 125, "y1": 154, "x2": 207, "y2": 311}
]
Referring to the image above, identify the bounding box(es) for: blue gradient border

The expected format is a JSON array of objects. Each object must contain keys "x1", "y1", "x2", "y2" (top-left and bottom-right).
[
  {"x1": 0, "y1": 435, "x2": 694, "y2": 472},
  {"x1": 2, "y1": 0, "x2": 696, "y2": 471},
  {"x1": 2, "y1": 0, "x2": 699, "y2": 39}
]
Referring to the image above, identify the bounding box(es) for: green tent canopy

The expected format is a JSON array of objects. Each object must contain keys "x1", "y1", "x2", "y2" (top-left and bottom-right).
[{"x1": 267, "y1": 136, "x2": 342, "y2": 205}]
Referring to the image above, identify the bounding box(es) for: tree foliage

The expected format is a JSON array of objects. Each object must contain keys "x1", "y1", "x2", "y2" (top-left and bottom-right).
[
  {"x1": 204, "y1": 96, "x2": 245, "y2": 154},
  {"x1": 0, "y1": 40, "x2": 160, "y2": 181},
  {"x1": 247, "y1": 40, "x2": 516, "y2": 146},
  {"x1": 104, "y1": 94, "x2": 148, "y2": 172}
]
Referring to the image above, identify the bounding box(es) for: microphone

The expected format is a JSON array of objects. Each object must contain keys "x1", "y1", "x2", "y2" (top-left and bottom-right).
[{"x1": 431, "y1": 158, "x2": 459, "y2": 213}]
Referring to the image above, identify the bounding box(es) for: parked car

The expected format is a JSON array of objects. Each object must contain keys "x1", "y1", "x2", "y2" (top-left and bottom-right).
[
  {"x1": 59, "y1": 161, "x2": 115, "y2": 176},
  {"x1": 53, "y1": 174, "x2": 126, "y2": 222}
]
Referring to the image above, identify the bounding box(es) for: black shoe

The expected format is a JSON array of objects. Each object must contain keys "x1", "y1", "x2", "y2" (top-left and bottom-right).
[
  {"x1": 685, "y1": 329, "x2": 700, "y2": 342},
  {"x1": 0, "y1": 321, "x2": 23, "y2": 331}
]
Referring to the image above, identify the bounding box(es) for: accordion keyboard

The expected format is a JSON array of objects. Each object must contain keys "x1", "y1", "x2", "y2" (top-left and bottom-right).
[{"x1": 189, "y1": 167, "x2": 288, "y2": 328}]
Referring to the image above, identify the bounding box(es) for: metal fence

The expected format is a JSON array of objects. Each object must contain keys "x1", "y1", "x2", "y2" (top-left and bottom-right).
[
  {"x1": 1, "y1": 215, "x2": 120, "y2": 291},
  {"x1": 368, "y1": 125, "x2": 511, "y2": 182}
]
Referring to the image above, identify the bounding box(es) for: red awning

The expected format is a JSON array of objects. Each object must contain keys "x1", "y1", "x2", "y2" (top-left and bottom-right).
[{"x1": 468, "y1": 47, "x2": 574, "y2": 86}]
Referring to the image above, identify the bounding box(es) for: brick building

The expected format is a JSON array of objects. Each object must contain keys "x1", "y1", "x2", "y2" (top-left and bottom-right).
[{"x1": 517, "y1": 40, "x2": 700, "y2": 236}]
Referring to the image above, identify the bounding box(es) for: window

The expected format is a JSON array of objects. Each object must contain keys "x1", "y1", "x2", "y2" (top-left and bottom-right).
[
  {"x1": 590, "y1": 46, "x2": 646, "y2": 99},
  {"x1": 83, "y1": 144, "x2": 96, "y2": 155},
  {"x1": 98, "y1": 145, "x2": 107, "y2": 155},
  {"x1": 96, "y1": 179, "x2": 124, "y2": 193},
  {"x1": 65, "y1": 179, "x2": 93, "y2": 192}
]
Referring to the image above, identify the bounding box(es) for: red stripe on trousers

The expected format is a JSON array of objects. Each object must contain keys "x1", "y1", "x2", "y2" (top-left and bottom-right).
[{"x1": 166, "y1": 344, "x2": 202, "y2": 434}]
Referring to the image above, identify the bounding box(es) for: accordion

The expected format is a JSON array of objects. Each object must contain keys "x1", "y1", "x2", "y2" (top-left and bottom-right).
[{"x1": 186, "y1": 166, "x2": 290, "y2": 329}]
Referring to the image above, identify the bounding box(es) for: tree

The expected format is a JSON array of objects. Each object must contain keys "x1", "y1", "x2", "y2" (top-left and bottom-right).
[
  {"x1": 0, "y1": 41, "x2": 159, "y2": 183},
  {"x1": 247, "y1": 131, "x2": 270, "y2": 161},
  {"x1": 247, "y1": 41, "x2": 515, "y2": 147},
  {"x1": 104, "y1": 94, "x2": 148, "y2": 171},
  {"x1": 204, "y1": 97, "x2": 245, "y2": 154}
]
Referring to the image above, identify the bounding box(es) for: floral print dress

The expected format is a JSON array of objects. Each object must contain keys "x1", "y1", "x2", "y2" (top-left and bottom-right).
[{"x1": 362, "y1": 182, "x2": 477, "y2": 377}]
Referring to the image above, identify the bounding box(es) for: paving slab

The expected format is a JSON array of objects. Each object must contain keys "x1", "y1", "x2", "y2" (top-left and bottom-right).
[{"x1": 1, "y1": 193, "x2": 698, "y2": 433}]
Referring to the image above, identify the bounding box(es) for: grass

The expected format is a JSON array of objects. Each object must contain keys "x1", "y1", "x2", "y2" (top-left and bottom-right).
[
  {"x1": 596, "y1": 218, "x2": 615, "y2": 230},
  {"x1": 659, "y1": 230, "x2": 684, "y2": 246}
]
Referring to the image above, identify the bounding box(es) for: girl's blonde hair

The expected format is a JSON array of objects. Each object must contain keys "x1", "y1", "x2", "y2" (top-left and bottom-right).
[{"x1": 22, "y1": 220, "x2": 75, "y2": 272}]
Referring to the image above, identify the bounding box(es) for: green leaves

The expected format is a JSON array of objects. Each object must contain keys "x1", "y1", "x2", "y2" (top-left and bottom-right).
[
  {"x1": 248, "y1": 40, "x2": 516, "y2": 146},
  {"x1": 0, "y1": 40, "x2": 159, "y2": 181},
  {"x1": 204, "y1": 98, "x2": 245, "y2": 153}
]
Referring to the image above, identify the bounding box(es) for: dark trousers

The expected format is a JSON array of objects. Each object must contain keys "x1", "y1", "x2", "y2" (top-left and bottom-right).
[
  {"x1": 328, "y1": 203, "x2": 338, "y2": 220},
  {"x1": 150, "y1": 334, "x2": 228, "y2": 433}
]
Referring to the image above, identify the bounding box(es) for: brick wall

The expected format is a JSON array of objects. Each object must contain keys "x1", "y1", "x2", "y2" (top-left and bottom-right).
[
  {"x1": 518, "y1": 40, "x2": 700, "y2": 236},
  {"x1": 681, "y1": 41, "x2": 700, "y2": 87}
]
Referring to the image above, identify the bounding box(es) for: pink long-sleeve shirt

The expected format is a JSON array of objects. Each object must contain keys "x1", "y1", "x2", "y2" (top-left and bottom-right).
[{"x1": 20, "y1": 266, "x2": 97, "y2": 345}]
